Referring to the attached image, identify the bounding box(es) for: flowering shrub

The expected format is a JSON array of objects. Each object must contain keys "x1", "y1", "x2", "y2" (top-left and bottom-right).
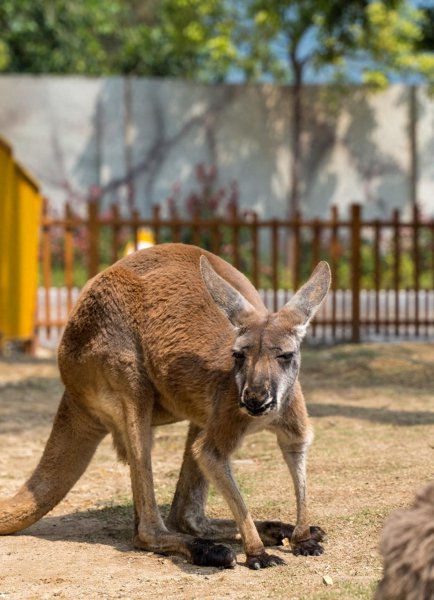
[{"x1": 165, "y1": 163, "x2": 239, "y2": 220}]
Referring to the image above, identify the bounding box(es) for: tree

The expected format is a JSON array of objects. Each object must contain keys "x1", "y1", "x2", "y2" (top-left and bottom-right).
[
  {"x1": 232, "y1": 0, "x2": 434, "y2": 218},
  {"x1": 0, "y1": 0, "x2": 236, "y2": 80}
]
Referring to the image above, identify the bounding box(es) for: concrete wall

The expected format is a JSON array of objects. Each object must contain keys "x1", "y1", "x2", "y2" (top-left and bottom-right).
[{"x1": 0, "y1": 76, "x2": 432, "y2": 219}]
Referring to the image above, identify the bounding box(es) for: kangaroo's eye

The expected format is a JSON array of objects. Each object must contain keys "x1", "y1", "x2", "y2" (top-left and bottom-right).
[
  {"x1": 277, "y1": 352, "x2": 294, "y2": 364},
  {"x1": 232, "y1": 351, "x2": 246, "y2": 363}
]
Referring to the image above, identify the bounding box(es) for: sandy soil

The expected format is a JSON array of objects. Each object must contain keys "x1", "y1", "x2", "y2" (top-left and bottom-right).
[{"x1": 1, "y1": 343, "x2": 433, "y2": 599}]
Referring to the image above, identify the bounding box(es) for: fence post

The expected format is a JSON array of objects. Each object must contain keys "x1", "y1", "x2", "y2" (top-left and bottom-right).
[
  {"x1": 111, "y1": 203, "x2": 121, "y2": 264},
  {"x1": 251, "y1": 212, "x2": 259, "y2": 289},
  {"x1": 330, "y1": 205, "x2": 339, "y2": 339},
  {"x1": 41, "y1": 198, "x2": 52, "y2": 339},
  {"x1": 152, "y1": 204, "x2": 161, "y2": 244},
  {"x1": 231, "y1": 201, "x2": 240, "y2": 270},
  {"x1": 88, "y1": 200, "x2": 100, "y2": 279},
  {"x1": 350, "y1": 203, "x2": 361, "y2": 342},
  {"x1": 292, "y1": 210, "x2": 301, "y2": 292},
  {"x1": 392, "y1": 209, "x2": 401, "y2": 337},
  {"x1": 271, "y1": 219, "x2": 278, "y2": 312},
  {"x1": 64, "y1": 202, "x2": 74, "y2": 314}
]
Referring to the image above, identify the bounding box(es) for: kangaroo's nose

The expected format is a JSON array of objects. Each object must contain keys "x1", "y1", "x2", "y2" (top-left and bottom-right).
[{"x1": 241, "y1": 387, "x2": 273, "y2": 416}]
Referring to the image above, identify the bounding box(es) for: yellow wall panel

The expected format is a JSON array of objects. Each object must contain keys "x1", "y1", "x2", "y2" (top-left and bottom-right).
[
  {"x1": 0, "y1": 137, "x2": 42, "y2": 344},
  {"x1": 0, "y1": 138, "x2": 14, "y2": 340}
]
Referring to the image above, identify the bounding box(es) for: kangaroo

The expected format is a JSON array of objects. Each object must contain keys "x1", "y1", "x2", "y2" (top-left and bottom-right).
[{"x1": 0, "y1": 243, "x2": 330, "y2": 569}]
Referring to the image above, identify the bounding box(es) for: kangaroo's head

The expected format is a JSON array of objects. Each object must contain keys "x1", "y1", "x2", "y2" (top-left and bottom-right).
[{"x1": 201, "y1": 257, "x2": 331, "y2": 418}]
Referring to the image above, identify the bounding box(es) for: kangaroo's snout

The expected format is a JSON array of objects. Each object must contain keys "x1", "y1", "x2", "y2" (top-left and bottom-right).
[{"x1": 240, "y1": 387, "x2": 275, "y2": 417}]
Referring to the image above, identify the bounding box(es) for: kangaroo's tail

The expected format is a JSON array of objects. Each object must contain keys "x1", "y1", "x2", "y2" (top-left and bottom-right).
[{"x1": 0, "y1": 391, "x2": 106, "y2": 534}]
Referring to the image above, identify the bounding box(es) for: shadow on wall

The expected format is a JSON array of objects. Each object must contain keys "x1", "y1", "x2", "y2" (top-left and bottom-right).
[
  {"x1": 73, "y1": 79, "x2": 257, "y2": 216},
  {"x1": 303, "y1": 86, "x2": 410, "y2": 219},
  {"x1": 76, "y1": 81, "x2": 411, "y2": 219},
  {"x1": 0, "y1": 77, "x2": 418, "y2": 218},
  {"x1": 73, "y1": 79, "x2": 298, "y2": 218}
]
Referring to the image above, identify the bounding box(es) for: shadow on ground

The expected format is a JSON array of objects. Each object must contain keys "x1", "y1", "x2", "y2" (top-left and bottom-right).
[
  {"x1": 15, "y1": 504, "x2": 250, "y2": 575},
  {"x1": 309, "y1": 402, "x2": 434, "y2": 426}
]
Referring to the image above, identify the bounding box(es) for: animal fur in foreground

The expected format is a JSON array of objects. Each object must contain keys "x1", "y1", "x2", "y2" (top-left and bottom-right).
[{"x1": 375, "y1": 481, "x2": 434, "y2": 600}]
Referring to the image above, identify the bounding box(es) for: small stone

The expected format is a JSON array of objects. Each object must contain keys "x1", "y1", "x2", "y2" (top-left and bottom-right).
[
  {"x1": 282, "y1": 537, "x2": 290, "y2": 548},
  {"x1": 322, "y1": 575, "x2": 333, "y2": 586}
]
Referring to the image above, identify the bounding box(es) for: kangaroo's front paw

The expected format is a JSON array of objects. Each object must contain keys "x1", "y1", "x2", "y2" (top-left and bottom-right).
[
  {"x1": 308, "y1": 525, "x2": 326, "y2": 543},
  {"x1": 292, "y1": 538, "x2": 324, "y2": 557},
  {"x1": 246, "y1": 551, "x2": 286, "y2": 570},
  {"x1": 188, "y1": 538, "x2": 236, "y2": 568},
  {"x1": 267, "y1": 523, "x2": 326, "y2": 546}
]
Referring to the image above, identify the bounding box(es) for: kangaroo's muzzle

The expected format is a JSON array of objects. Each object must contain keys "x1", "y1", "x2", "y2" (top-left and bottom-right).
[{"x1": 240, "y1": 388, "x2": 276, "y2": 417}]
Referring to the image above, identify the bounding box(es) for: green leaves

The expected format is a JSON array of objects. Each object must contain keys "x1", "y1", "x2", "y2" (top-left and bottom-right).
[
  {"x1": 0, "y1": 0, "x2": 432, "y2": 87},
  {"x1": 347, "y1": 1, "x2": 434, "y2": 90},
  {"x1": 0, "y1": 0, "x2": 236, "y2": 80}
]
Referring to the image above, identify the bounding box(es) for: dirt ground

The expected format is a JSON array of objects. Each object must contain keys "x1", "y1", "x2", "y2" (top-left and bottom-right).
[{"x1": 1, "y1": 342, "x2": 433, "y2": 600}]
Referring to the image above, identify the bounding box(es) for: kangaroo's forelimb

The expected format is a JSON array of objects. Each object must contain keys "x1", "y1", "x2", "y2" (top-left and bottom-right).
[{"x1": 167, "y1": 423, "x2": 325, "y2": 554}]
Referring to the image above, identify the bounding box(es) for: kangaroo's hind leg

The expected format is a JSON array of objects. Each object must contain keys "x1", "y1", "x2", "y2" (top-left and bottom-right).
[
  {"x1": 167, "y1": 423, "x2": 325, "y2": 549},
  {"x1": 116, "y1": 384, "x2": 236, "y2": 568}
]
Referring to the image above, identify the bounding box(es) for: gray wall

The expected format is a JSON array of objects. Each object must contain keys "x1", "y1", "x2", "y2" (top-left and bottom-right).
[{"x1": 0, "y1": 76, "x2": 432, "y2": 219}]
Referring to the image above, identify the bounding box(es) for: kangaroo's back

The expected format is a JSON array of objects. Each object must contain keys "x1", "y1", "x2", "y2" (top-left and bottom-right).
[
  {"x1": 119, "y1": 243, "x2": 265, "y2": 310},
  {"x1": 61, "y1": 244, "x2": 265, "y2": 353}
]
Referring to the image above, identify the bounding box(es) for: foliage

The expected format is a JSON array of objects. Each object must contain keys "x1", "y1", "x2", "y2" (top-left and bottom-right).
[
  {"x1": 0, "y1": 0, "x2": 120, "y2": 75},
  {"x1": 2, "y1": 0, "x2": 433, "y2": 86},
  {"x1": 354, "y1": 2, "x2": 434, "y2": 90},
  {"x1": 229, "y1": 0, "x2": 434, "y2": 87},
  {"x1": 417, "y1": 2, "x2": 434, "y2": 52},
  {"x1": 0, "y1": 0, "x2": 236, "y2": 80},
  {"x1": 233, "y1": 0, "x2": 374, "y2": 82}
]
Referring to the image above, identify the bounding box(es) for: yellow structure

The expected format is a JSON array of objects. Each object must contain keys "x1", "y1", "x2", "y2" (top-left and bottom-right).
[
  {"x1": 124, "y1": 227, "x2": 155, "y2": 256},
  {"x1": 0, "y1": 136, "x2": 42, "y2": 346}
]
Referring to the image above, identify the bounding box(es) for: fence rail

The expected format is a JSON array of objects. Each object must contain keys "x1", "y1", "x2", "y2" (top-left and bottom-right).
[{"x1": 37, "y1": 201, "x2": 434, "y2": 346}]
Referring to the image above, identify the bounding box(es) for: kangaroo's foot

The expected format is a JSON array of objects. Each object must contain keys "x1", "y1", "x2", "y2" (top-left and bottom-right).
[
  {"x1": 291, "y1": 538, "x2": 324, "y2": 556},
  {"x1": 133, "y1": 531, "x2": 236, "y2": 568},
  {"x1": 186, "y1": 538, "x2": 237, "y2": 568},
  {"x1": 246, "y1": 550, "x2": 286, "y2": 570},
  {"x1": 290, "y1": 526, "x2": 326, "y2": 557}
]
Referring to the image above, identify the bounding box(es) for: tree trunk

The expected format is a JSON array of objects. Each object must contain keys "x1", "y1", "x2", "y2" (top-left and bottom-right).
[
  {"x1": 288, "y1": 57, "x2": 303, "y2": 220},
  {"x1": 409, "y1": 85, "x2": 418, "y2": 211}
]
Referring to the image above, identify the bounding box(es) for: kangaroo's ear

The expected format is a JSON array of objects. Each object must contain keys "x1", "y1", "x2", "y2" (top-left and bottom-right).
[
  {"x1": 280, "y1": 261, "x2": 331, "y2": 335},
  {"x1": 200, "y1": 256, "x2": 255, "y2": 327}
]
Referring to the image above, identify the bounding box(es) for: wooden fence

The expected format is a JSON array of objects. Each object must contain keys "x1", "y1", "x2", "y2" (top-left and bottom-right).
[{"x1": 37, "y1": 201, "x2": 434, "y2": 346}]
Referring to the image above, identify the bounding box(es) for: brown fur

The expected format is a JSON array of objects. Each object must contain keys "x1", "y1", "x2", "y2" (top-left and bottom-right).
[
  {"x1": 0, "y1": 244, "x2": 330, "y2": 569},
  {"x1": 375, "y1": 482, "x2": 434, "y2": 600}
]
